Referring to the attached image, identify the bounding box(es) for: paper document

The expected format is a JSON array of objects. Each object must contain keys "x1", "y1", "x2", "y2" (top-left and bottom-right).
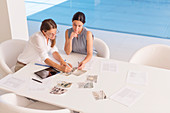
[
  {"x1": 86, "y1": 75, "x2": 98, "y2": 83},
  {"x1": 92, "y1": 90, "x2": 107, "y2": 100},
  {"x1": 62, "y1": 55, "x2": 85, "y2": 67},
  {"x1": 101, "y1": 61, "x2": 117, "y2": 72},
  {"x1": 110, "y1": 86, "x2": 144, "y2": 107},
  {"x1": 126, "y1": 71, "x2": 148, "y2": 85},
  {"x1": 65, "y1": 67, "x2": 87, "y2": 76},
  {"x1": 0, "y1": 74, "x2": 25, "y2": 90},
  {"x1": 84, "y1": 60, "x2": 94, "y2": 70}
]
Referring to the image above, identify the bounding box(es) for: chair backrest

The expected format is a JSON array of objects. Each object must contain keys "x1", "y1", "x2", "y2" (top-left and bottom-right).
[
  {"x1": 0, "y1": 93, "x2": 71, "y2": 113},
  {"x1": 93, "y1": 38, "x2": 110, "y2": 59},
  {"x1": 0, "y1": 39, "x2": 27, "y2": 76},
  {"x1": 129, "y1": 44, "x2": 170, "y2": 70}
]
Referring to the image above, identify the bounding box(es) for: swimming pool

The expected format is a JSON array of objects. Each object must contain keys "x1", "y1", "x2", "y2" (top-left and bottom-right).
[{"x1": 26, "y1": 0, "x2": 170, "y2": 39}]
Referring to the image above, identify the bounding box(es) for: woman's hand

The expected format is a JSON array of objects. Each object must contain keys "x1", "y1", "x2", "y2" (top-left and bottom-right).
[
  {"x1": 60, "y1": 61, "x2": 73, "y2": 68},
  {"x1": 60, "y1": 65, "x2": 72, "y2": 73},
  {"x1": 78, "y1": 61, "x2": 85, "y2": 70},
  {"x1": 60, "y1": 61, "x2": 66, "y2": 66},
  {"x1": 70, "y1": 32, "x2": 78, "y2": 40},
  {"x1": 60, "y1": 61, "x2": 73, "y2": 72}
]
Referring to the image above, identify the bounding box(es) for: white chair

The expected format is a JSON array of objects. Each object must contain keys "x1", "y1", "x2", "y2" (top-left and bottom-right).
[
  {"x1": 93, "y1": 38, "x2": 110, "y2": 59},
  {"x1": 0, "y1": 39, "x2": 27, "y2": 77},
  {"x1": 129, "y1": 44, "x2": 170, "y2": 70},
  {"x1": 0, "y1": 93, "x2": 70, "y2": 113}
]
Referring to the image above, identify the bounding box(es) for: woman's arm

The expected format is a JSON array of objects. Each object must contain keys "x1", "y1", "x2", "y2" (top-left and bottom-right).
[
  {"x1": 52, "y1": 51, "x2": 72, "y2": 68},
  {"x1": 78, "y1": 31, "x2": 93, "y2": 69},
  {"x1": 44, "y1": 58, "x2": 72, "y2": 73},
  {"x1": 64, "y1": 30, "x2": 78, "y2": 55},
  {"x1": 32, "y1": 34, "x2": 71, "y2": 72},
  {"x1": 52, "y1": 51, "x2": 65, "y2": 64},
  {"x1": 64, "y1": 30, "x2": 73, "y2": 55}
]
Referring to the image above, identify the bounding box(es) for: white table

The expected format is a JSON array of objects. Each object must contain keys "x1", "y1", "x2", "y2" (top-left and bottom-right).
[{"x1": 0, "y1": 52, "x2": 170, "y2": 113}]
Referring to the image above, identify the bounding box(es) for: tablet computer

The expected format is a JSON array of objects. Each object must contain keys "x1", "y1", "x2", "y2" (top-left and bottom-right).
[{"x1": 34, "y1": 67, "x2": 60, "y2": 79}]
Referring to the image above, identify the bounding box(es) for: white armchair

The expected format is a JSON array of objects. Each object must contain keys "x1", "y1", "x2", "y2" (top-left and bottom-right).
[
  {"x1": 129, "y1": 44, "x2": 170, "y2": 70},
  {"x1": 93, "y1": 38, "x2": 110, "y2": 59},
  {"x1": 0, "y1": 39, "x2": 27, "y2": 77},
  {"x1": 0, "y1": 93, "x2": 70, "y2": 113}
]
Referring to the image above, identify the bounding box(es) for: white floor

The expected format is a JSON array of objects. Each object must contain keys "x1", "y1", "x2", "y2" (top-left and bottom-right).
[{"x1": 27, "y1": 20, "x2": 170, "y2": 62}]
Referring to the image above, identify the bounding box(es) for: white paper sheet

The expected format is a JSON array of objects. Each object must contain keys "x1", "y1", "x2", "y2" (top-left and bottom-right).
[
  {"x1": 110, "y1": 86, "x2": 144, "y2": 107},
  {"x1": 101, "y1": 61, "x2": 117, "y2": 72},
  {"x1": 126, "y1": 71, "x2": 148, "y2": 85},
  {"x1": 84, "y1": 59, "x2": 94, "y2": 70},
  {"x1": 0, "y1": 74, "x2": 25, "y2": 90}
]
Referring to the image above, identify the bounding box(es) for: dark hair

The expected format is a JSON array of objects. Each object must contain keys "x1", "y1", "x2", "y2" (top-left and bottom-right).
[
  {"x1": 40, "y1": 19, "x2": 57, "y2": 47},
  {"x1": 40, "y1": 19, "x2": 57, "y2": 32},
  {"x1": 72, "y1": 12, "x2": 86, "y2": 24}
]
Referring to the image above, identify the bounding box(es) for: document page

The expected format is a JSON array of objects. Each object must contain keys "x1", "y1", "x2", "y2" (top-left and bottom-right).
[
  {"x1": 126, "y1": 71, "x2": 148, "y2": 85},
  {"x1": 84, "y1": 59, "x2": 94, "y2": 70},
  {"x1": 0, "y1": 74, "x2": 25, "y2": 90},
  {"x1": 101, "y1": 61, "x2": 117, "y2": 72},
  {"x1": 110, "y1": 86, "x2": 144, "y2": 107}
]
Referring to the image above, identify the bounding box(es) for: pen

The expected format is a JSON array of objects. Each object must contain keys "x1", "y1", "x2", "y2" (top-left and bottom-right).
[{"x1": 32, "y1": 78, "x2": 42, "y2": 83}]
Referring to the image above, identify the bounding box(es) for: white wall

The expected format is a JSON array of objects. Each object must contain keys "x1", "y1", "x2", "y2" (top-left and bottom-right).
[
  {"x1": 27, "y1": 20, "x2": 170, "y2": 62},
  {"x1": 0, "y1": 0, "x2": 29, "y2": 78},
  {"x1": 0, "y1": 0, "x2": 12, "y2": 42},
  {"x1": 0, "y1": 0, "x2": 29, "y2": 43}
]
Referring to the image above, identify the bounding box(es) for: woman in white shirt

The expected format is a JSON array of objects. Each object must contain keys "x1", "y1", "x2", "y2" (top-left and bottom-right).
[{"x1": 15, "y1": 19, "x2": 72, "y2": 73}]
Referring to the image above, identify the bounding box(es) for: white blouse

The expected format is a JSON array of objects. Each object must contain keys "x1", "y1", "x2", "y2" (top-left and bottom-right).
[{"x1": 18, "y1": 32, "x2": 58, "y2": 64}]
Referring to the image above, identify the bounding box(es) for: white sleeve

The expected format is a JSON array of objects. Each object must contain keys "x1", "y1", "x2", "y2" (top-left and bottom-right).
[
  {"x1": 32, "y1": 35, "x2": 50, "y2": 61},
  {"x1": 50, "y1": 45, "x2": 59, "y2": 54}
]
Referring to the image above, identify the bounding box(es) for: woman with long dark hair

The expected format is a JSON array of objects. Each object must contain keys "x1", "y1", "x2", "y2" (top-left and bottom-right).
[{"x1": 64, "y1": 12, "x2": 93, "y2": 70}]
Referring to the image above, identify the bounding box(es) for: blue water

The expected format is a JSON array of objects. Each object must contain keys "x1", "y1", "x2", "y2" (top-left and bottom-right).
[{"x1": 27, "y1": 0, "x2": 170, "y2": 39}]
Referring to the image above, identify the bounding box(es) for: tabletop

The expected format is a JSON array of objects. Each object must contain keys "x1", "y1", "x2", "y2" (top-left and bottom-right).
[{"x1": 0, "y1": 51, "x2": 170, "y2": 113}]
